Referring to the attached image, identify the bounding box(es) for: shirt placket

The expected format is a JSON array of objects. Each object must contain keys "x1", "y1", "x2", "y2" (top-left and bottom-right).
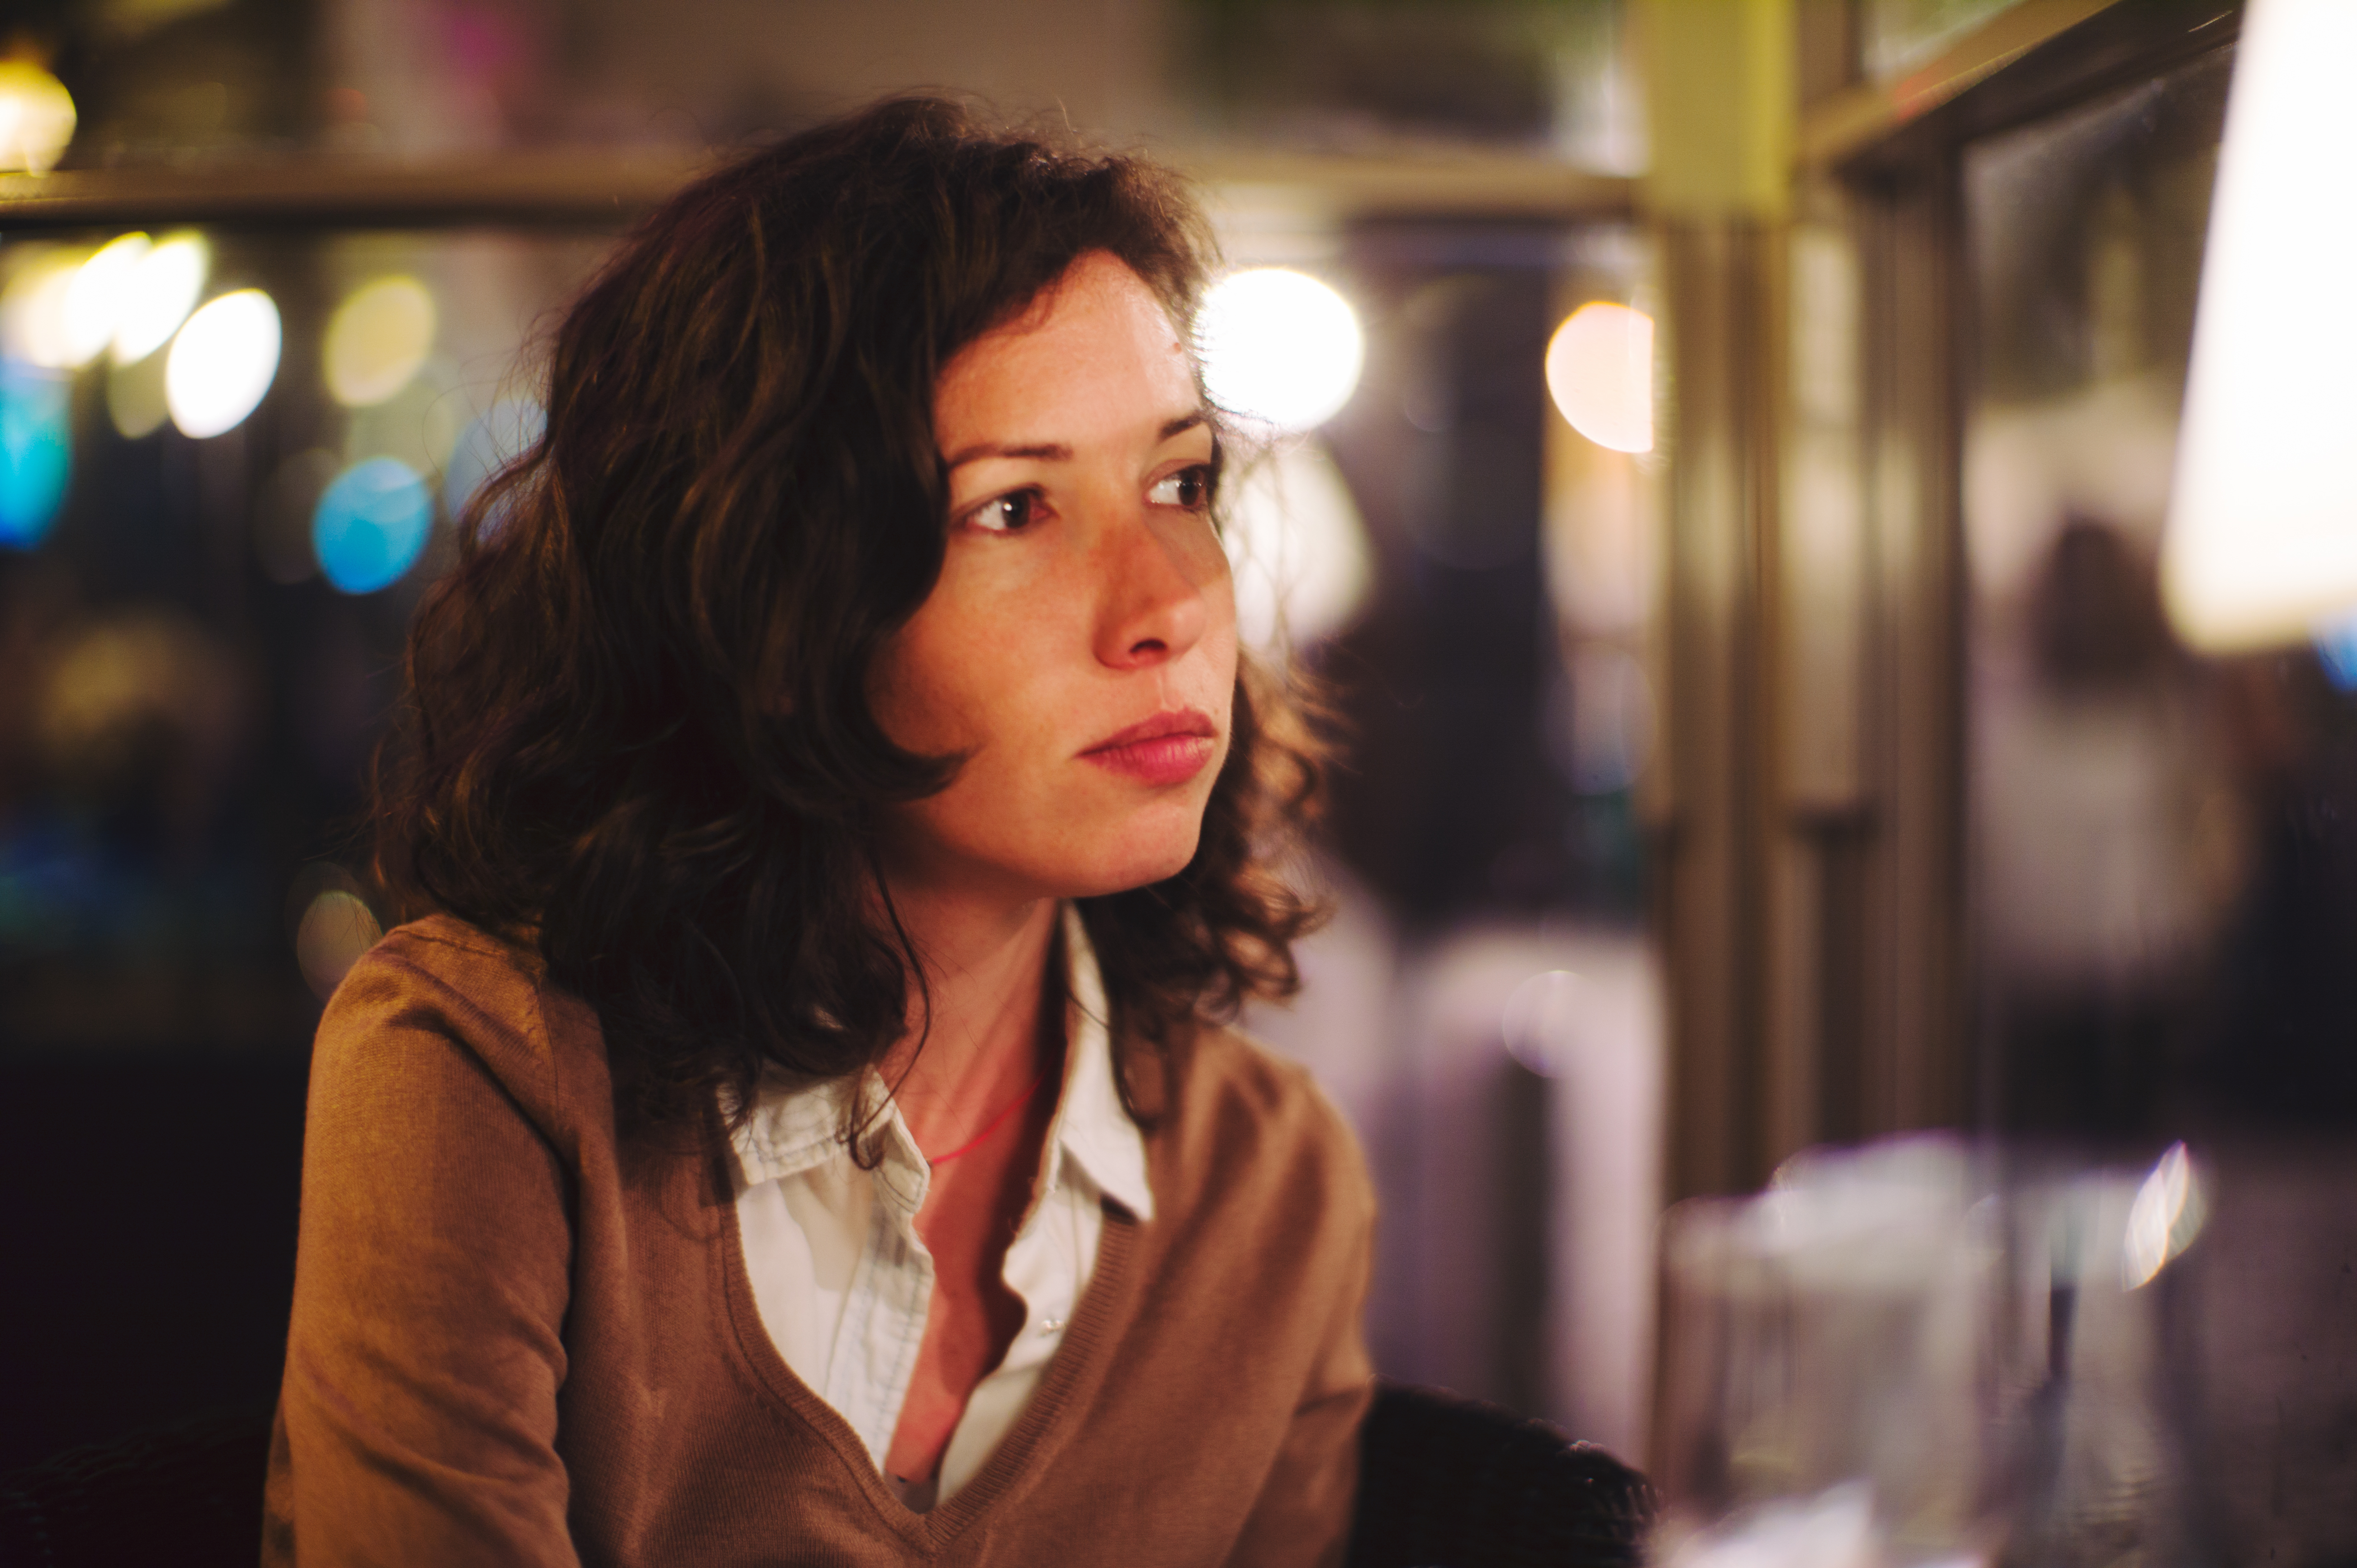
[{"x1": 821, "y1": 1118, "x2": 936, "y2": 1469}]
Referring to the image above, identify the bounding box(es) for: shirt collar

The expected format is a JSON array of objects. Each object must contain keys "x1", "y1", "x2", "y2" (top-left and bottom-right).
[
  {"x1": 1051, "y1": 901, "x2": 1155, "y2": 1221},
  {"x1": 729, "y1": 902, "x2": 1154, "y2": 1222}
]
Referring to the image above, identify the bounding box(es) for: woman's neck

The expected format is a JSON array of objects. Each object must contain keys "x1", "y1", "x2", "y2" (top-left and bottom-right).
[{"x1": 876, "y1": 885, "x2": 1061, "y2": 1158}]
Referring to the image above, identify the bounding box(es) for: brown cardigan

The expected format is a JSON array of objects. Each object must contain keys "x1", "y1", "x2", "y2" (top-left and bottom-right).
[{"x1": 262, "y1": 915, "x2": 1376, "y2": 1566}]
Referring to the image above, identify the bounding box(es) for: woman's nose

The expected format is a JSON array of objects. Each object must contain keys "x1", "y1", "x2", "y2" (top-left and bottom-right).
[{"x1": 1093, "y1": 512, "x2": 1211, "y2": 670}]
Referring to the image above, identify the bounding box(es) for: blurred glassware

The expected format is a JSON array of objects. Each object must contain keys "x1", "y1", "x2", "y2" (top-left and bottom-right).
[{"x1": 1651, "y1": 1136, "x2": 2220, "y2": 1568}]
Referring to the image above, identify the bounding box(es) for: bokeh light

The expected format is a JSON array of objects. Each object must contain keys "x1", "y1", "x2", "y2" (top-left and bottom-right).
[
  {"x1": 0, "y1": 61, "x2": 77, "y2": 175},
  {"x1": 0, "y1": 248, "x2": 87, "y2": 369},
  {"x1": 1222, "y1": 439, "x2": 1372, "y2": 651},
  {"x1": 107, "y1": 350, "x2": 170, "y2": 439},
  {"x1": 1556, "y1": 643, "x2": 1657, "y2": 795},
  {"x1": 1545, "y1": 302, "x2": 1655, "y2": 454},
  {"x1": 0, "y1": 361, "x2": 71, "y2": 550},
  {"x1": 112, "y1": 234, "x2": 210, "y2": 364},
  {"x1": 324, "y1": 275, "x2": 437, "y2": 407},
  {"x1": 2315, "y1": 609, "x2": 2357, "y2": 691},
  {"x1": 1197, "y1": 268, "x2": 1365, "y2": 431},
  {"x1": 165, "y1": 288, "x2": 282, "y2": 438},
  {"x1": 313, "y1": 456, "x2": 431, "y2": 594},
  {"x1": 61, "y1": 234, "x2": 152, "y2": 368},
  {"x1": 294, "y1": 886, "x2": 384, "y2": 1001},
  {"x1": 443, "y1": 397, "x2": 546, "y2": 528}
]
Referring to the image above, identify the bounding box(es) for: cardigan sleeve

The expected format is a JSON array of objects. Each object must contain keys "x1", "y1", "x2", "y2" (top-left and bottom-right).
[
  {"x1": 1223, "y1": 1171, "x2": 1377, "y2": 1568},
  {"x1": 263, "y1": 936, "x2": 580, "y2": 1568}
]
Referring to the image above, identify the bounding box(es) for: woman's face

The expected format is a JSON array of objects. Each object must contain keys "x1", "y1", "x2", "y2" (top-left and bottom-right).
[{"x1": 871, "y1": 250, "x2": 1238, "y2": 905}]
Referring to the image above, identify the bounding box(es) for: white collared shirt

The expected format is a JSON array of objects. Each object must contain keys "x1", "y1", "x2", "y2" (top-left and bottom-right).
[{"x1": 728, "y1": 905, "x2": 1155, "y2": 1510}]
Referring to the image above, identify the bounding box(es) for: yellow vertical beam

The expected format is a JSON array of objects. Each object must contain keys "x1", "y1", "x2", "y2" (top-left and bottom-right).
[
  {"x1": 1642, "y1": 0, "x2": 1797, "y2": 220},
  {"x1": 1636, "y1": 0, "x2": 1799, "y2": 1200}
]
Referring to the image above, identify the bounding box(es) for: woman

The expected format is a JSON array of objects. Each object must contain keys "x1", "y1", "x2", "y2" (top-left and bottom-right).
[{"x1": 264, "y1": 98, "x2": 1376, "y2": 1566}]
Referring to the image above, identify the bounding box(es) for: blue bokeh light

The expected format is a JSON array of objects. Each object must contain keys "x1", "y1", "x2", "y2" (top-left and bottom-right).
[
  {"x1": 0, "y1": 360, "x2": 72, "y2": 551},
  {"x1": 2315, "y1": 609, "x2": 2357, "y2": 691},
  {"x1": 443, "y1": 397, "x2": 546, "y2": 533},
  {"x1": 313, "y1": 457, "x2": 431, "y2": 594}
]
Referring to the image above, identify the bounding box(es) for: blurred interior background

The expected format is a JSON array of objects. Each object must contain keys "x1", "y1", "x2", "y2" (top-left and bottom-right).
[{"x1": 3, "y1": 2, "x2": 2352, "y2": 1544}]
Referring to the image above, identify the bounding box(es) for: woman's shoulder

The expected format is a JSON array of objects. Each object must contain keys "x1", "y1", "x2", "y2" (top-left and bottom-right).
[
  {"x1": 1150, "y1": 1023, "x2": 1376, "y2": 1223},
  {"x1": 316, "y1": 911, "x2": 609, "y2": 1140}
]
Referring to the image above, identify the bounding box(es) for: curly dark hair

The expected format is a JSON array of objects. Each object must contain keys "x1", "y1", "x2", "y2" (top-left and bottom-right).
[{"x1": 368, "y1": 96, "x2": 1325, "y2": 1138}]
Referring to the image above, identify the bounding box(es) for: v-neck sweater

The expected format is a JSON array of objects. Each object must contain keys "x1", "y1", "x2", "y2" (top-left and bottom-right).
[{"x1": 261, "y1": 914, "x2": 1376, "y2": 1567}]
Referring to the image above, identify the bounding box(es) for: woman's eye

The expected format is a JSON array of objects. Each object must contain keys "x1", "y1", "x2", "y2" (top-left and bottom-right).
[
  {"x1": 1148, "y1": 465, "x2": 1213, "y2": 511},
  {"x1": 966, "y1": 489, "x2": 1042, "y2": 534}
]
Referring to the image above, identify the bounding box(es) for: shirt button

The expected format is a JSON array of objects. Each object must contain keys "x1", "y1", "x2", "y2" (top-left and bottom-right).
[{"x1": 1040, "y1": 1318, "x2": 1065, "y2": 1335}]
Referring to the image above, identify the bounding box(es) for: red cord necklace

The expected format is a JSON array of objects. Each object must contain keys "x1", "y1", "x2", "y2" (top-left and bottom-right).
[{"x1": 921, "y1": 1069, "x2": 1048, "y2": 1167}]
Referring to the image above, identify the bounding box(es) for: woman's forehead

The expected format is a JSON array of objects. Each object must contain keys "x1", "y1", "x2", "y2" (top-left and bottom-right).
[{"x1": 934, "y1": 254, "x2": 1199, "y2": 452}]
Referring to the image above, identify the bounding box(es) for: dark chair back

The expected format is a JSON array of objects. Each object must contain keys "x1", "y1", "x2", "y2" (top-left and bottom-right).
[
  {"x1": 1348, "y1": 1381, "x2": 1655, "y2": 1568},
  {"x1": 0, "y1": 1408, "x2": 272, "y2": 1568}
]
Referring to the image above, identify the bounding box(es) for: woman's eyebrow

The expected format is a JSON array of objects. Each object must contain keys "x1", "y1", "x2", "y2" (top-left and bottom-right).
[
  {"x1": 944, "y1": 439, "x2": 1071, "y2": 470},
  {"x1": 942, "y1": 410, "x2": 1212, "y2": 471}
]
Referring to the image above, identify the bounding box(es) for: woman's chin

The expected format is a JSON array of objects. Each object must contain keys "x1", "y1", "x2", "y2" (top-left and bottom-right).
[{"x1": 1063, "y1": 825, "x2": 1203, "y2": 899}]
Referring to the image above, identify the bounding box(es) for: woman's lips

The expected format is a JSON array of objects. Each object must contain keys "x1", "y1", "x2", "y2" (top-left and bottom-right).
[{"x1": 1081, "y1": 709, "x2": 1219, "y2": 786}]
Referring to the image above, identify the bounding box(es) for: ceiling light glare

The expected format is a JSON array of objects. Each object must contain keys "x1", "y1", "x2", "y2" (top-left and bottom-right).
[
  {"x1": 0, "y1": 61, "x2": 77, "y2": 175},
  {"x1": 112, "y1": 234, "x2": 210, "y2": 364},
  {"x1": 324, "y1": 275, "x2": 437, "y2": 407},
  {"x1": 61, "y1": 234, "x2": 151, "y2": 368},
  {"x1": 1545, "y1": 302, "x2": 1655, "y2": 454},
  {"x1": 2163, "y1": 0, "x2": 2357, "y2": 650},
  {"x1": 165, "y1": 288, "x2": 282, "y2": 438},
  {"x1": 1197, "y1": 268, "x2": 1365, "y2": 432}
]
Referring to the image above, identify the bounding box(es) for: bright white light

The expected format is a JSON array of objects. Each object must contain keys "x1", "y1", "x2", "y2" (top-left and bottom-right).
[
  {"x1": 2163, "y1": 0, "x2": 2357, "y2": 651},
  {"x1": 1197, "y1": 269, "x2": 1364, "y2": 431},
  {"x1": 61, "y1": 233, "x2": 151, "y2": 368},
  {"x1": 1222, "y1": 438, "x2": 1372, "y2": 650},
  {"x1": 324, "y1": 275, "x2": 436, "y2": 407},
  {"x1": 112, "y1": 234, "x2": 209, "y2": 364},
  {"x1": 0, "y1": 61, "x2": 77, "y2": 175},
  {"x1": 165, "y1": 289, "x2": 282, "y2": 439},
  {"x1": 1545, "y1": 302, "x2": 1654, "y2": 453},
  {"x1": 2122, "y1": 1141, "x2": 2204, "y2": 1289},
  {"x1": 0, "y1": 249, "x2": 85, "y2": 368}
]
